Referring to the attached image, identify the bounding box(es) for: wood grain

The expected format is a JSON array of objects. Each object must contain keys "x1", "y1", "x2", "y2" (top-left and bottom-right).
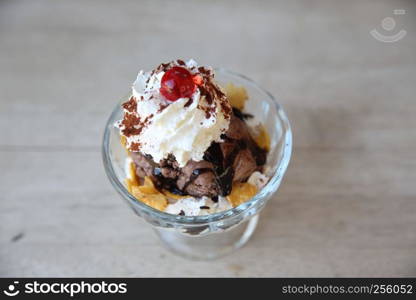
[{"x1": 1, "y1": 0, "x2": 415, "y2": 277}]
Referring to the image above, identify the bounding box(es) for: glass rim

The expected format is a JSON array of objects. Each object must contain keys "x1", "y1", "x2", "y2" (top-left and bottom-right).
[{"x1": 102, "y1": 68, "x2": 292, "y2": 225}]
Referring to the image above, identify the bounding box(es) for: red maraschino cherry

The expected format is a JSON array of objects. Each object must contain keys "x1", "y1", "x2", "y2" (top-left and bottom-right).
[{"x1": 160, "y1": 66, "x2": 197, "y2": 101}]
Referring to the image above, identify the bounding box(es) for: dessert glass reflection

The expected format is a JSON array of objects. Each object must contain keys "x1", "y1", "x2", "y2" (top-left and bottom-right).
[{"x1": 102, "y1": 60, "x2": 292, "y2": 259}]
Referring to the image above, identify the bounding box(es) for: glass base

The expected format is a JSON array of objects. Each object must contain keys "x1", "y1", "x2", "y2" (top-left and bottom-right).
[{"x1": 154, "y1": 215, "x2": 259, "y2": 260}]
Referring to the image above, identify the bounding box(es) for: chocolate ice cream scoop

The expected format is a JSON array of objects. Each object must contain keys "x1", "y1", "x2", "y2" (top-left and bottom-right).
[{"x1": 129, "y1": 109, "x2": 267, "y2": 198}]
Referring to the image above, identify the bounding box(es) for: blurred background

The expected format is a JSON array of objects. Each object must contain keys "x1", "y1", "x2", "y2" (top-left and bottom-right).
[{"x1": 0, "y1": 0, "x2": 415, "y2": 277}]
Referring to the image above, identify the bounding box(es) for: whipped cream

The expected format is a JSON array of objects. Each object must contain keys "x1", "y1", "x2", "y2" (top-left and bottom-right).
[
  {"x1": 117, "y1": 59, "x2": 231, "y2": 167},
  {"x1": 165, "y1": 196, "x2": 232, "y2": 216}
]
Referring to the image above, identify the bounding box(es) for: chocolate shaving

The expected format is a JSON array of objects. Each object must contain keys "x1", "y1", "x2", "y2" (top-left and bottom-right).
[
  {"x1": 184, "y1": 98, "x2": 193, "y2": 107},
  {"x1": 120, "y1": 95, "x2": 154, "y2": 151},
  {"x1": 121, "y1": 114, "x2": 142, "y2": 136},
  {"x1": 194, "y1": 69, "x2": 232, "y2": 120},
  {"x1": 122, "y1": 97, "x2": 137, "y2": 113},
  {"x1": 130, "y1": 142, "x2": 141, "y2": 151},
  {"x1": 155, "y1": 62, "x2": 173, "y2": 73},
  {"x1": 198, "y1": 66, "x2": 211, "y2": 75},
  {"x1": 158, "y1": 103, "x2": 168, "y2": 113}
]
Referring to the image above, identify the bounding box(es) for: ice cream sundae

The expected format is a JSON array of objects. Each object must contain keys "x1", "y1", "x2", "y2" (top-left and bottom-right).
[{"x1": 116, "y1": 59, "x2": 270, "y2": 216}]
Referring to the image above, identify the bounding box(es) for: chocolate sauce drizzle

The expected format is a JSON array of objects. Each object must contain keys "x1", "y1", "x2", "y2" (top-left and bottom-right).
[{"x1": 232, "y1": 107, "x2": 253, "y2": 120}]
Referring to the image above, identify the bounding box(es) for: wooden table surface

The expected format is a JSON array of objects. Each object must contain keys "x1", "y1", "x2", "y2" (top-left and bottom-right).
[{"x1": 1, "y1": 0, "x2": 415, "y2": 277}]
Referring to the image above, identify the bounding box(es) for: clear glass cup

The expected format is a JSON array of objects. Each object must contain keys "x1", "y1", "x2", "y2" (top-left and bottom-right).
[{"x1": 102, "y1": 69, "x2": 292, "y2": 260}]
